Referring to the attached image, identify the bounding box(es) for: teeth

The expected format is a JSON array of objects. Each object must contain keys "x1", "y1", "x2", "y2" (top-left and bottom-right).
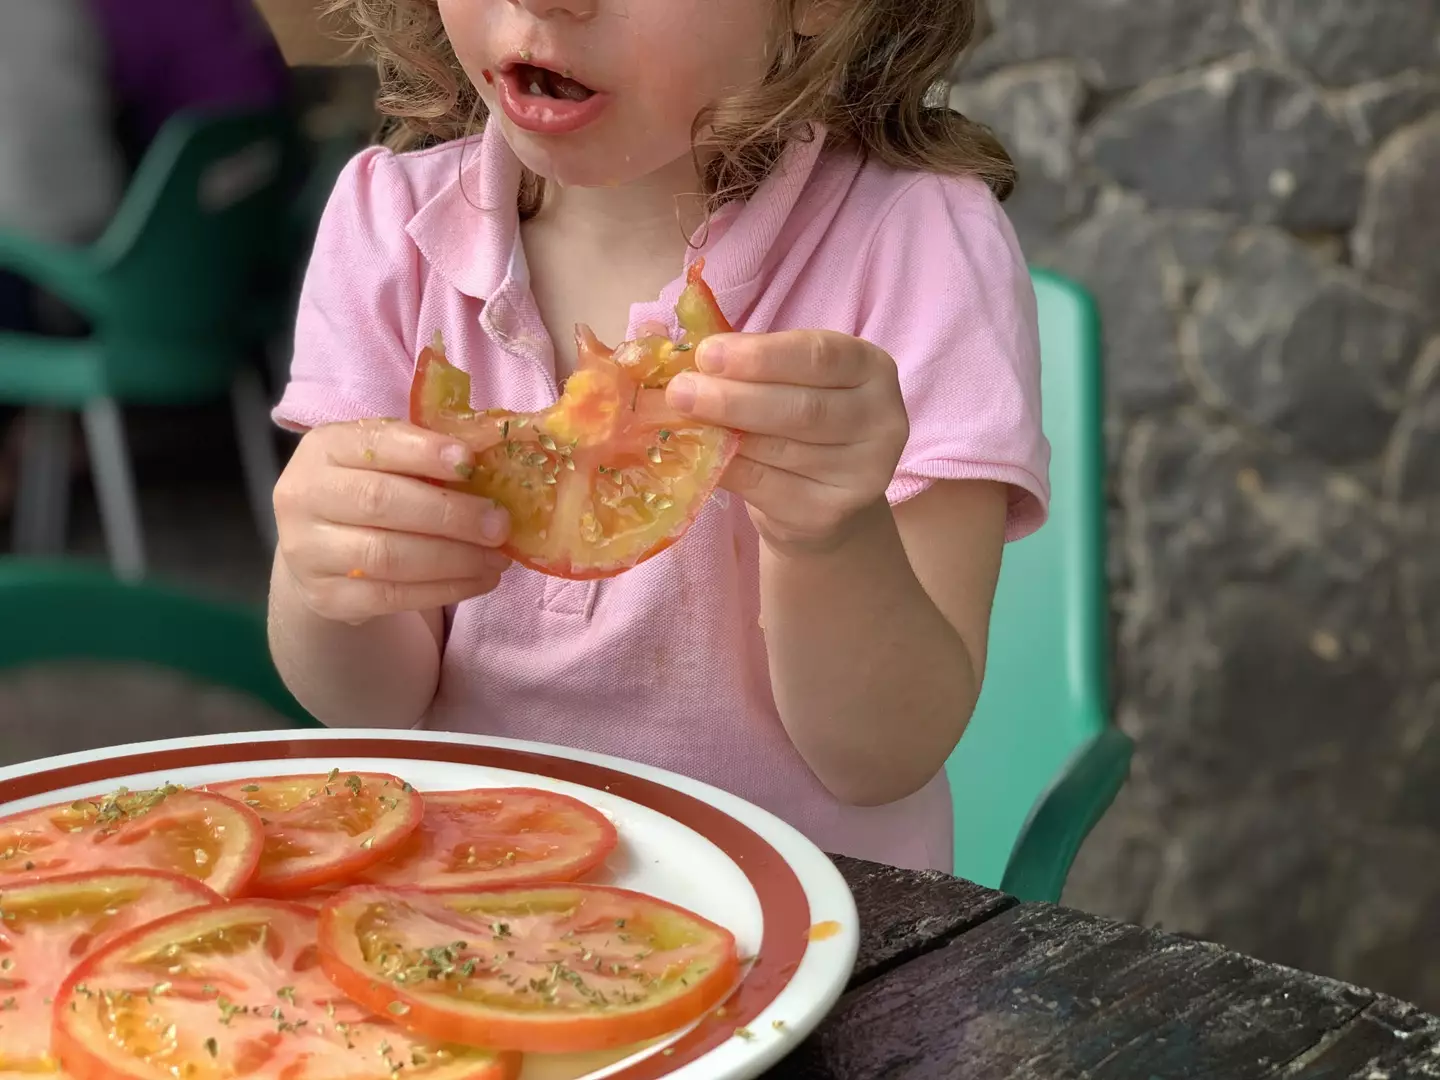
[{"x1": 529, "y1": 78, "x2": 544, "y2": 96}]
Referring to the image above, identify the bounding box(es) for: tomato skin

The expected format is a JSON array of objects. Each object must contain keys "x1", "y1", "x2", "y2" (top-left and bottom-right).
[
  {"x1": 0, "y1": 787, "x2": 264, "y2": 898},
  {"x1": 676, "y1": 259, "x2": 731, "y2": 343},
  {"x1": 318, "y1": 883, "x2": 741, "y2": 1054},
  {"x1": 358, "y1": 787, "x2": 618, "y2": 890},
  {"x1": 203, "y1": 772, "x2": 424, "y2": 898},
  {"x1": 52, "y1": 899, "x2": 521, "y2": 1080}
]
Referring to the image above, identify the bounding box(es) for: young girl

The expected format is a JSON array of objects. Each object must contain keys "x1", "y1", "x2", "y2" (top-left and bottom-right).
[{"x1": 269, "y1": 0, "x2": 1048, "y2": 873}]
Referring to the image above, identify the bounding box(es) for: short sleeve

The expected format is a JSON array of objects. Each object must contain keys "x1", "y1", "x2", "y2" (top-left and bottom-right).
[
  {"x1": 859, "y1": 174, "x2": 1050, "y2": 541},
  {"x1": 271, "y1": 147, "x2": 422, "y2": 433}
]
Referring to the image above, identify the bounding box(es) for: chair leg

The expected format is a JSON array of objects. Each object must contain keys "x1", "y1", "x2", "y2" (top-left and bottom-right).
[
  {"x1": 81, "y1": 398, "x2": 146, "y2": 581},
  {"x1": 230, "y1": 366, "x2": 279, "y2": 550},
  {"x1": 12, "y1": 407, "x2": 72, "y2": 556}
]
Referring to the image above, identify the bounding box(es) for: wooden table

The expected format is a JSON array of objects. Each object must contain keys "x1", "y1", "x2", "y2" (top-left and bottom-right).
[{"x1": 783, "y1": 858, "x2": 1440, "y2": 1079}]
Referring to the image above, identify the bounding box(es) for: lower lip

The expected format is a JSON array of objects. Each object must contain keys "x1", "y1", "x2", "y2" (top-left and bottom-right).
[{"x1": 496, "y1": 70, "x2": 609, "y2": 134}]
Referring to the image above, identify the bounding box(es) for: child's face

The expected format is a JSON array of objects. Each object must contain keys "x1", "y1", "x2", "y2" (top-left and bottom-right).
[{"x1": 439, "y1": 0, "x2": 781, "y2": 190}]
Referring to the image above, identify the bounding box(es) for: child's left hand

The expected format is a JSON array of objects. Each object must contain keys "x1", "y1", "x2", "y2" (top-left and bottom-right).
[{"x1": 665, "y1": 331, "x2": 909, "y2": 555}]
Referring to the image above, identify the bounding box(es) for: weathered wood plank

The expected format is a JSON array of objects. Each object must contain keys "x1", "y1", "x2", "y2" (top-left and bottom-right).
[
  {"x1": 832, "y1": 855, "x2": 1015, "y2": 989},
  {"x1": 789, "y1": 902, "x2": 1394, "y2": 1080},
  {"x1": 1276, "y1": 995, "x2": 1440, "y2": 1079}
]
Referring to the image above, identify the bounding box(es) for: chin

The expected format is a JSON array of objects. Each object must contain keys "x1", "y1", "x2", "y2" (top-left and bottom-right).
[{"x1": 497, "y1": 119, "x2": 689, "y2": 192}]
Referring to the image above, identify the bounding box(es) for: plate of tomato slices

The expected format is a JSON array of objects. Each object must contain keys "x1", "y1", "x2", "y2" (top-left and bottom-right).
[{"x1": 0, "y1": 728, "x2": 858, "y2": 1080}]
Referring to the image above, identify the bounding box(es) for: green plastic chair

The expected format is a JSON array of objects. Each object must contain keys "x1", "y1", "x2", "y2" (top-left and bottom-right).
[
  {"x1": 0, "y1": 557, "x2": 317, "y2": 729},
  {"x1": 0, "y1": 108, "x2": 303, "y2": 581},
  {"x1": 944, "y1": 268, "x2": 1132, "y2": 903}
]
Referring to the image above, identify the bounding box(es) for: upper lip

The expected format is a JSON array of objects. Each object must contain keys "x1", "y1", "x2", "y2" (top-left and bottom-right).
[{"x1": 497, "y1": 51, "x2": 597, "y2": 89}]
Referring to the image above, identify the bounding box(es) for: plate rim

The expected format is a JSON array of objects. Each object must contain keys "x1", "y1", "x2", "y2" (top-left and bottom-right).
[{"x1": 0, "y1": 728, "x2": 859, "y2": 1080}]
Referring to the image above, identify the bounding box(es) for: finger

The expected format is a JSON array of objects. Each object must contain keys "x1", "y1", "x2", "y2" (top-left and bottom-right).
[
  {"x1": 319, "y1": 574, "x2": 508, "y2": 622},
  {"x1": 666, "y1": 375, "x2": 860, "y2": 443},
  {"x1": 305, "y1": 523, "x2": 511, "y2": 583},
  {"x1": 721, "y1": 454, "x2": 841, "y2": 509},
  {"x1": 302, "y1": 471, "x2": 510, "y2": 547},
  {"x1": 696, "y1": 331, "x2": 877, "y2": 389},
  {"x1": 734, "y1": 433, "x2": 865, "y2": 479},
  {"x1": 312, "y1": 419, "x2": 478, "y2": 483}
]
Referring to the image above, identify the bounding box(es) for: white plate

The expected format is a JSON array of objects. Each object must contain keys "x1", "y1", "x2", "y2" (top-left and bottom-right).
[{"x1": 0, "y1": 728, "x2": 859, "y2": 1080}]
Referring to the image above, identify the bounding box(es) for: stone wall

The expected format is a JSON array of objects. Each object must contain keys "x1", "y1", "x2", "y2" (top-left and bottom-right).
[{"x1": 952, "y1": 0, "x2": 1440, "y2": 1009}]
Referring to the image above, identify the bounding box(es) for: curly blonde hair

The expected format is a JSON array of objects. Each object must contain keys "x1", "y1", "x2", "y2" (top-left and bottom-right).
[{"x1": 325, "y1": 0, "x2": 1015, "y2": 215}]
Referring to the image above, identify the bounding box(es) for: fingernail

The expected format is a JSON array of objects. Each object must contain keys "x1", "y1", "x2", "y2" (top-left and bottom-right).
[
  {"x1": 481, "y1": 506, "x2": 510, "y2": 545},
  {"x1": 696, "y1": 337, "x2": 727, "y2": 374},
  {"x1": 668, "y1": 373, "x2": 698, "y2": 413}
]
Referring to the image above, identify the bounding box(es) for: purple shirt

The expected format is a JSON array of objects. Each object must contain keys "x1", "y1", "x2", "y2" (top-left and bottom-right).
[{"x1": 84, "y1": 0, "x2": 289, "y2": 148}]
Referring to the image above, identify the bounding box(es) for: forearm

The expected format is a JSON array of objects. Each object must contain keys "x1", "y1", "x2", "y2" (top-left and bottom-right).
[
  {"x1": 266, "y1": 554, "x2": 442, "y2": 728},
  {"x1": 761, "y1": 501, "x2": 980, "y2": 806}
]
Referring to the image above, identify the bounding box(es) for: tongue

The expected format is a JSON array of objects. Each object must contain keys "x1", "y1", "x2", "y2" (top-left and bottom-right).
[{"x1": 544, "y1": 70, "x2": 594, "y2": 102}]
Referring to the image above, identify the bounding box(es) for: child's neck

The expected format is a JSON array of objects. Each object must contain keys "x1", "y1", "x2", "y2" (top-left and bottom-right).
[
  {"x1": 528, "y1": 151, "x2": 705, "y2": 252},
  {"x1": 521, "y1": 153, "x2": 705, "y2": 379}
]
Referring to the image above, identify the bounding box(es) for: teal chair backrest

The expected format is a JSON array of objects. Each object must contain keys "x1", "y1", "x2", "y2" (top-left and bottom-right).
[
  {"x1": 0, "y1": 559, "x2": 318, "y2": 729},
  {"x1": 945, "y1": 268, "x2": 1131, "y2": 902},
  {"x1": 88, "y1": 108, "x2": 299, "y2": 336}
]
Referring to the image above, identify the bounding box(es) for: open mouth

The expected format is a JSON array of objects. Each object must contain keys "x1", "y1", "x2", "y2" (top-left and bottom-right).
[{"x1": 510, "y1": 63, "x2": 596, "y2": 102}]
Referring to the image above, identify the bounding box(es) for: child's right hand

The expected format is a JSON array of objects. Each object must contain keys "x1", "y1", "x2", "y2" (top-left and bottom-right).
[{"x1": 273, "y1": 419, "x2": 511, "y2": 624}]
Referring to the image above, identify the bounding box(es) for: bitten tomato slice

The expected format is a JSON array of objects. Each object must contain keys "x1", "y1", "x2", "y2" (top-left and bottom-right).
[
  {"x1": 52, "y1": 901, "x2": 519, "y2": 1080},
  {"x1": 0, "y1": 870, "x2": 220, "y2": 1076},
  {"x1": 203, "y1": 773, "x2": 423, "y2": 897},
  {"x1": 359, "y1": 788, "x2": 617, "y2": 890},
  {"x1": 0, "y1": 786, "x2": 263, "y2": 897},
  {"x1": 318, "y1": 884, "x2": 740, "y2": 1054},
  {"x1": 410, "y1": 261, "x2": 739, "y2": 579}
]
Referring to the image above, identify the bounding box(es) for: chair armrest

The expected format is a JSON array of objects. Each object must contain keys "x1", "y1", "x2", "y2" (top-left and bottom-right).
[
  {"x1": 1000, "y1": 724, "x2": 1134, "y2": 904},
  {"x1": 0, "y1": 230, "x2": 105, "y2": 317}
]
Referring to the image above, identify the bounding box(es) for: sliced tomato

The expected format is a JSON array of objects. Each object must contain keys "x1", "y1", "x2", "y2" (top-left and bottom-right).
[
  {"x1": 0, "y1": 786, "x2": 263, "y2": 897},
  {"x1": 359, "y1": 788, "x2": 617, "y2": 890},
  {"x1": 202, "y1": 773, "x2": 423, "y2": 898},
  {"x1": 410, "y1": 260, "x2": 739, "y2": 579},
  {"x1": 0, "y1": 870, "x2": 219, "y2": 1075},
  {"x1": 52, "y1": 900, "x2": 519, "y2": 1080},
  {"x1": 318, "y1": 883, "x2": 740, "y2": 1054}
]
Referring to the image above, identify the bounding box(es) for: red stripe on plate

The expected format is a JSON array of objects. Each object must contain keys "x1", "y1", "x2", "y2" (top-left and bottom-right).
[{"x1": 0, "y1": 737, "x2": 812, "y2": 1077}]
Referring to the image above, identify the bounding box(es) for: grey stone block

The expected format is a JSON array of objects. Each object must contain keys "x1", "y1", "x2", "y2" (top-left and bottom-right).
[{"x1": 1086, "y1": 62, "x2": 1365, "y2": 230}]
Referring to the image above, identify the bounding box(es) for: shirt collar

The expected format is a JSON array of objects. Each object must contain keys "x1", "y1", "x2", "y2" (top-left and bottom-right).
[
  {"x1": 404, "y1": 121, "x2": 837, "y2": 312},
  {"x1": 405, "y1": 126, "x2": 521, "y2": 302}
]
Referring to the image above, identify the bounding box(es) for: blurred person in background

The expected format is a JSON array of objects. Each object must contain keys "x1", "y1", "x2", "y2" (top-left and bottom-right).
[
  {"x1": 84, "y1": 0, "x2": 291, "y2": 168},
  {"x1": 0, "y1": 0, "x2": 124, "y2": 327},
  {"x1": 0, "y1": 0, "x2": 291, "y2": 519}
]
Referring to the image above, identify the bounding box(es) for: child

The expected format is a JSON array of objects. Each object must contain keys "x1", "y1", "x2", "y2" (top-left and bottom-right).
[{"x1": 269, "y1": 0, "x2": 1048, "y2": 873}]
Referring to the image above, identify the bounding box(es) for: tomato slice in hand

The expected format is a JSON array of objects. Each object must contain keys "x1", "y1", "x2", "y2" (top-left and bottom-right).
[
  {"x1": 53, "y1": 901, "x2": 519, "y2": 1080},
  {"x1": 0, "y1": 787, "x2": 263, "y2": 897},
  {"x1": 203, "y1": 773, "x2": 423, "y2": 898},
  {"x1": 410, "y1": 260, "x2": 739, "y2": 579},
  {"x1": 358, "y1": 788, "x2": 617, "y2": 890},
  {"x1": 0, "y1": 870, "x2": 219, "y2": 1075},
  {"x1": 318, "y1": 884, "x2": 740, "y2": 1054}
]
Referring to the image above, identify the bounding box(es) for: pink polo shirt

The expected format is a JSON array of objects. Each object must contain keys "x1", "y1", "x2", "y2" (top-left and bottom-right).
[{"x1": 274, "y1": 122, "x2": 1049, "y2": 873}]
